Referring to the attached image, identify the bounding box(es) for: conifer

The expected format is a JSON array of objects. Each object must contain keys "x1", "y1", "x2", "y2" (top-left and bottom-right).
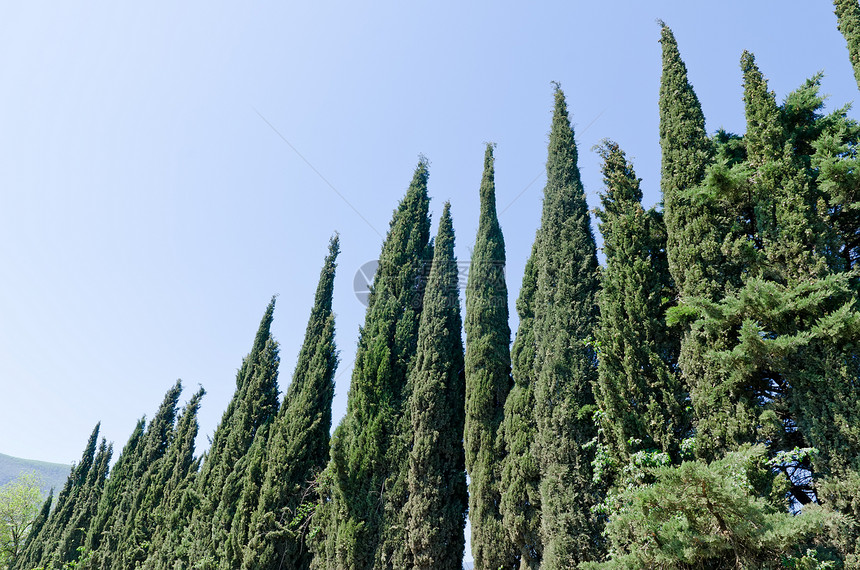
[
  {"x1": 315, "y1": 160, "x2": 431, "y2": 570},
  {"x1": 85, "y1": 417, "x2": 145, "y2": 563},
  {"x1": 187, "y1": 299, "x2": 281, "y2": 569},
  {"x1": 498, "y1": 247, "x2": 542, "y2": 570},
  {"x1": 14, "y1": 424, "x2": 103, "y2": 570},
  {"x1": 405, "y1": 203, "x2": 468, "y2": 570},
  {"x1": 594, "y1": 141, "x2": 684, "y2": 463},
  {"x1": 531, "y1": 83, "x2": 601, "y2": 568},
  {"x1": 86, "y1": 382, "x2": 182, "y2": 569},
  {"x1": 464, "y1": 144, "x2": 517, "y2": 570},
  {"x1": 142, "y1": 387, "x2": 205, "y2": 570},
  {"x1": 237, "y1": 236, "x2": 339, "y2": 570},
  {"x1": 835, "y1": 0, "x2": 860, "y2": 88},
  {"x1": 658, "y1": 23, "x2": 715, "y2": 299}
]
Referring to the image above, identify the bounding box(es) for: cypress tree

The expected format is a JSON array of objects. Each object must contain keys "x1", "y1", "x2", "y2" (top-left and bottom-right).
[
  {"x1": 594, "y1": 140, "x2": 685, "y2": 463},
  {"x1": 86, "y1": 381, "x2": 182, "y2": 569},
  {"x1": 85, "y1": 417, "x2": 146, "y2": 565},
  {"x1": 14, "y1": 423, "x2": 102, "y2": 570},
  {"x1": 496, "y1": 131, "x2": 540, "y2": 570},
  {"x1": 531, "y1": 83, "x2": 601, "y2": 568},
  {"x1": 405, "y1": 202, "x2": 468, "y2": 570},
  {"x1": 53, "y1": 437, "x2": 111, "y2": 567},
  {"x1": 187, "y1": 299, "x2": 281, "y2": 569},
  {"x1": 315, "y1": 160, "x2": 431, "y2": 570},
  {"x1": 658, "y1": 23, "x2": 715, "y2": 299},
  {"x1": 498, "y1": 246, "x2": 542, "y2": 570},
  {"x1": 835, "y1": 0, "x2": 860, "y2": 88},
  {"x1": 658, "y1": 23, "x2": 740, "y2": 463},
  {"x1": 464, "y1": 144, "x2": 517, "y2": 570},
  {"x1": 236, "y1": 235, "x2": 339, "y2": 570},
  {"x1": 111, "y1": 381, "x2": 187, "y2": 568},
  {"x1": 142, "y1": 387, "x2": 205, "y2": 570}
]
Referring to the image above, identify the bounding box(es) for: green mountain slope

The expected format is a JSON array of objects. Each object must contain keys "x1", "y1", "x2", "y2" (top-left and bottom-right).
[{"x1": 0, "y1": 452, "x2": 71, "y2": 495}]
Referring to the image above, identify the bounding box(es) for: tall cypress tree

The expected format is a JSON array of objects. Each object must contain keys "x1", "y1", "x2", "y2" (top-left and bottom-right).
[
  {"x1": 531, "y1": 83, "x2": 601, "y2": 568},
  {"x1": 498, "y1": 245, "x2": 542, "y2": 570},
  {"x1": 85, "y1": 417, "x2": 145, "y2": 566},
  {"x1": 464, "y1": 144, "x2": 517, "y2": 570},
  {"x1": 54, "y1": 438, "x2": 111, "y2": 567},
  {"x1": 14, "y1": 424, "x2": 103, "y2": 570},
  {"x1": 86, "y1": 381, "x2": 182, "y2": 569},
  {"x1": 594, "y1": 140, "x2": 685, "y2": 463},
  {"x1": 835, "y1": 0, "x2": 860, "y2": 88},
  {"x1": 236, "y1": 235, "x2": 340, "y2": 570},
  {"x1": 658, "y1": 23, "x2": 715, "y2": 300},
  {"x1": 141, "y1": 387, "x2": 205, "y2": 570},
  {"x1": 315, "y1": 160, "x2": 431, "y2": 570},
  {"x1": 405, "y1": 202, "x2": 468, "y2": 570},
  {"x1": 187, "y1": 299, "x2": 281, "y2": 569},
  {"x1": 658, "y1": 23, "x2": 742, "y2": 463}
]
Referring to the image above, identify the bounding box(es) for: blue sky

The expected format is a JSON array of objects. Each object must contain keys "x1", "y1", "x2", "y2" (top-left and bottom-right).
[{"x1": 0, "y1": 1, "x2": 855, "y2": 475}]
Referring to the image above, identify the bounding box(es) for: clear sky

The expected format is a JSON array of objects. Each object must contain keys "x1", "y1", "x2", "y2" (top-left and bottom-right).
[{"x1": 0, "y1": 1, "x2": 855, "y2": 474}]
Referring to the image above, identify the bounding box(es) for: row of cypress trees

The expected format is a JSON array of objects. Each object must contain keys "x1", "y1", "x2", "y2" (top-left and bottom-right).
[{"x1": 11, "y1": 2, "x2": 860, "y2": 568}]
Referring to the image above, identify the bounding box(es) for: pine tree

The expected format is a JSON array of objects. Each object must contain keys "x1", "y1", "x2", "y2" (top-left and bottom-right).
[
  {"x1": 498, "y1": 245, "x2": 542, "y2": 570},
  {"x1": 236, "y1": 235, "x2": 339, "y2": 570},
  {"x1": 691, "y1": 54, "x2": 860, "y2": 554},
  {"x1": 531, "y1": 83, "x2": 602, "y2": 568},
  {"x1": 594, "y1": 140, "x2": 685, "y2": 464},
  {"x1": 464, "y1": 144, "x2": 517, "y2": 570},
  {"x1": 835, "y1": 0, "x2": 860, "y2": 88},
  {"x1": 405, "y1": 202, "x2": 468, "y2": 570},
  {"x1": 315, "y1": 160, "x2": 431, "y2": 570}
]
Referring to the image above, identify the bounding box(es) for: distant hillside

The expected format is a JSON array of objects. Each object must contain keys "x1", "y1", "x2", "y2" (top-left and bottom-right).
[{"x1": 0, "y1": 452, "x2": 71, "y2": 496}]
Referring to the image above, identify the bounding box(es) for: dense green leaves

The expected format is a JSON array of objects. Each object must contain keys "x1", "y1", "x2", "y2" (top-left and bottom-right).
[
  {"x1": 315, "y1": 160, "x2": 431, "y2": 570},
  {"x1": 835, "y1": 0, "x2": 860, "y2": 88},
  {"x1": 464, "y1": 144, "x2": 517, "y2": 570},
  {"x1": 14, "y1": 8, "x2": 860, "y2": 569},
  {"x1": 594, "y1": 140, "x2": 685, "y2": 464},
  {"x1": 405, "y1": 203, "x2": 467, "y2": 569},
  {"x1": 237, "y1": 236, "x2": 340, "y2": 570}
]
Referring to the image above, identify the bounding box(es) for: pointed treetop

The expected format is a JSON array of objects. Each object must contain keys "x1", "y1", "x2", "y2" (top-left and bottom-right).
[
  {"x1": 546, "y1": 83, "x2": 582, "y2": 197},
  {"x1": 658, "y1": 22, "x2": 710, "y2": 182},
  {"x1": 250, "y1": 296, "x2": 276, "y2": 359},
  {"x1": 479, "y1": 143, "x2": 499, "y2": 224},
  {"x1": 597, "y1": 140, "x2": 643, "y2": 207},
  {"x1": 834, "y1": 0, "x2": 860, "y2": 89},
  {"x1": 741, "y1": 50, "x2": 784, "y2": 165}
]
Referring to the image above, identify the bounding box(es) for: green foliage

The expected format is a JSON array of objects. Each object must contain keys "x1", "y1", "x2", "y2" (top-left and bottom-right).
[
  {"x1": 531, "y1": 83, "x2": 602, "y2": 569},
  {"x1": 0, "y1": 472, "x2": 44, "y2": 568},
  {"x1": 658, "y1": 22, "x2": 715, "y2": 299},
  {"x1": 463, "y1": 144, "x2": 517, "y2": 570},
  {"x1": 237, "y1": 236, "x2": 339, "y2": 570},
  {"x1": 835, "y1": 0, "x2": 860, "y2": 88},
  {"x1": 583, "y1": 446, "x2": 843, "y2": 570},
  {"x1": 404, "y1": 203, "x2": 468, "y2": 569},
  {"x1": 499, "y1": 244, "x2": 542, "y2": 570},
  {"x1": 314, "y1": 160, "x2": 431, "y2": 570},
  {"x1": 594, "y1": 140, "x2": 686, "y2": 465}
]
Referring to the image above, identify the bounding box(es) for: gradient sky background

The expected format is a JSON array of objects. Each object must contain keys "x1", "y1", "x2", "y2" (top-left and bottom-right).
[{"x1": 0, "y1": 1, "x2": 856, "y2": 478}]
